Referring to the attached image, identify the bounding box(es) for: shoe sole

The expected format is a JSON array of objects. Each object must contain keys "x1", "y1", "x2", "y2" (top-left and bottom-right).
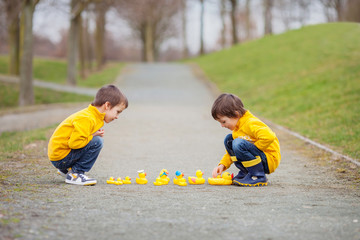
[
  {"x1": 233, "y1": 180, "x2": 268, "y2": 187},
  {"x1": 65, "y1": 180, "x2": 97, "y2": 186}
]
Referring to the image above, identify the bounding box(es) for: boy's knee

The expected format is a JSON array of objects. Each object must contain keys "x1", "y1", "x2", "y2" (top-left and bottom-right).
[
  {"x1": 232, "y1": 138, "x2": 249, "y2": 151},
  {"x1": 92, "y1": 136, "x2": 104, "y2": 148},
  {"x1": 224, "y1": 134, "x2": 233, "y2": 145}
]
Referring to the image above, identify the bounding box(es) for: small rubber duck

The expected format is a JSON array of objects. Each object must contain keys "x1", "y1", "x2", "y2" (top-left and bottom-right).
[
  {"x1": 173, "y1": 171, "x2": 187, "y2": 186},
  {"x1": 106, "y1": 177, "x2": 116, "y2": 184},
  {"x1": 188, "y1": 170, "x2": 206, "y2": 185},
  {"x1": 123, "y1": 176, "x2": 131, "y2": 184},
  {"x1": 159, "y1": 169, "x2": 170, "y2": 184},
  {"x1": 115, "y1": 177, "x2": 123, "y2": 185},
  {"x1": 136, "y1": 170, "x2": 148, "y2": 184},
  {"x1": 208, "y1": 172, "x2": 234, "y2": 185},
  {"x1": 153, "y1": 177, "x2": 165, "y2": 186}
]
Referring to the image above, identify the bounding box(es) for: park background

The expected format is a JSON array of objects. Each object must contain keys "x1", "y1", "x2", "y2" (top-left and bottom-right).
[
  {"x1": 0, "y1": 0, "x2": 359, "y2": 161},
  {"x1": 0, "y1": 0, "x2": 360, "y2": 239}
]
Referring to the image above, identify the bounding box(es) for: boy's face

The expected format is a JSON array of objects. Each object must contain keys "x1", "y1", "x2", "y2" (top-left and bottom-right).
[
  {"x1": 216, "y1": 115, "x2": 239, "y2": 131},
  {"x1": 104, "y1": 102, "x2": 126, "y2": 123}
]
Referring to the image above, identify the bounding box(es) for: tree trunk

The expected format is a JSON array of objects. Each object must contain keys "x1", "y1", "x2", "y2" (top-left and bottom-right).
[
  {"x1": 345, "y1": 0, "x2": 360, "y2": 22},
  {"x1": 67, "y1": 0, "x2": 80, "y2": 86},
  {"x1": 84, "y1": 11, "x2": 93, "y2": 71},
  {"x1": 245, "y1": 0, "x2": 251, "y2": 40},
  {"x1": 78, "y1": 16, "x2": 86, "y2": 79},
  {"x1": 199, "y1": 0, "x2": 205, "y2": 55},
  {"x1": 220, "y1": 0, "x2": 226, "y2": 49},
  {"x1": 181, "y1": 0, "x2": 189, "y2": 58},
  {"x1": 144, "y1": 21, "x2": 154, "y2": 62},
  {"x1": 8, "y1": 17, "x2": 20, "y2": 75},
  {"x1": 19, "y1": 0, "x2": 36, "y2": 106},
  {"x1": 230, "y1": 0, "x2": 238, "y2": 45},
  {"x1": 95, "y1": 4, "x2": 107, "y2": 70},
  {"x1": 5, "y1": 0, "x2": 21, "y2": 75},
  {"x1": 264, "y1": 0, "x2": 273, "y2": 35}
]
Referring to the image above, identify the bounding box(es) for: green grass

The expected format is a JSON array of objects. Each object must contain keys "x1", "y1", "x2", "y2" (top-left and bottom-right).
[
  {"x1": 188, "y1": 23, "x2": 360, "y2": 159},
  {"x1": 0, "y1": 56, "x2": 125, "y2": 109},
  {"x1": 0, "y1": 82, "x2": 93, "y2": 109},
  {"x1": 0, "y1": 125, "x2": 53, "y2": 161}
]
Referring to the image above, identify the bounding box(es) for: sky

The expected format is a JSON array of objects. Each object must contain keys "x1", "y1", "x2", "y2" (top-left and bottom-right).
[{"x1": 33, "y1": 0, "x2": 327, "y2": 55}]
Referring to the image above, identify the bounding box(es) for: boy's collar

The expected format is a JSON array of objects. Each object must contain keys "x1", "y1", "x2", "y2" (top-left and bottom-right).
[
  {"x1": 234, "y1": 110, "x2": 250, "y2": 130},
  {"x1": 88, "y1": 104, "x2": 106, "y2": 120}
]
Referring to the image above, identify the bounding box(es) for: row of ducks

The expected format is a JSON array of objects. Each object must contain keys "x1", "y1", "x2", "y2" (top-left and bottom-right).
[{"x1": 107, "y1": 169, "x2": 234, "y2": 186}]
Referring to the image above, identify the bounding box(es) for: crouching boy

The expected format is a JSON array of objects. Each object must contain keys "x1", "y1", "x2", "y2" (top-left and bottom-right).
[
  {"x1": 211, "y1": 93, "x2": 280, "y2": 187},
  {"x1": 48, "y1": 85, "x2": 128, "y2": 186}
]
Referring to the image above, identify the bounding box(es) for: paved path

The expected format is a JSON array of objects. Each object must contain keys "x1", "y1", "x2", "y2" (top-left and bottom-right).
[{"x1": 1, "y1": 63, "x2": 359, "y2": 240}]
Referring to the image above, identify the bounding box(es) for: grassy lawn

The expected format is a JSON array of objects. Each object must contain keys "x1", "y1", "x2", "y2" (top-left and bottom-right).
[
  {"x1": 0, "y1": 56, "x2": 125, "y2": 110},
  {"x1": 188, "y1": 23, "x2": 360, "y2": 159}
]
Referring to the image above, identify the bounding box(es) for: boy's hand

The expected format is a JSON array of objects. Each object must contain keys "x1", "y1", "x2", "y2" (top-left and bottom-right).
[
  {"x1": 93, "y1": 129, "x2": 105, "y2": 137},
  {"x1": 212, "y1": 164, "x2": 225, "y2": 178}
]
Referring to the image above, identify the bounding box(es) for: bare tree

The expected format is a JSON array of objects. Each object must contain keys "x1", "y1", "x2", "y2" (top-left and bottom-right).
[
  {"x1": 67, "y1": 0, "x2": 89, "y2": 86},
  {"x1": 244, "y1": 0, "x2": 252, "y2": 40},
  {"x1": 264, "y1": 0, "x2": 274, "y2": 35},
  {"x1": 181, "y1": 0, "x2": 189, "y2": 59},
  {"x1": 199, "y1": 0, "x2": 205, "y2": 55},
  {"x1": 319, "y1": 0, "x2": 346, "y2": 22},
  {"x1": 344, "y1": 0, "x2": 360, "y2": 22},
  {"x1": 219, "y1": 0, "x2": 227, "y2": 48},
  {"x1": 19, "y1": 0, "x2": 39, "y2": 106},
  {"x1": 116, "y1": 0, "x2": 181, "y2": 62},
  {"x1": 229, "y1": 0, "x2": 238, "y2": 45},
  {"x1": 3, "y1": 0, "x2": 22, "y2": 75},
  {"x1": 95, "y1": 1, "x2": 109, "y2": 70}
]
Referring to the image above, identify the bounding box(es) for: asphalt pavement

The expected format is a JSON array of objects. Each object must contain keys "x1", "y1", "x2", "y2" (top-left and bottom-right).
[{"x1": 1, "y1": 63, "x2": 359, "y2": 240}]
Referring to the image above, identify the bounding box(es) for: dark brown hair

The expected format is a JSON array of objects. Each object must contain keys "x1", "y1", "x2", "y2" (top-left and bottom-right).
[
  {"x1": 92, "y1": 85, "x2": 128, "y2": 108},
  {"x1": 211, "y1": 93, "x2": 246, "y2": 120}
]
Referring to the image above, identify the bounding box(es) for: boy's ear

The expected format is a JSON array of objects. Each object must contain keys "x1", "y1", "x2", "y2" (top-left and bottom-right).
[
  {"x1": 104, "y1": 101, "x2": 111, "y2": 110},
  {"x1": 235, "y1": 111, "x2": 241, "y2": 118}
]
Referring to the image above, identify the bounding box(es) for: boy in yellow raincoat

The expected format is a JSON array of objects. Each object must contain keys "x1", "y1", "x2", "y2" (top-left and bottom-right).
[{"x1": 211, "y1": 93, "x2": 280, "y2": 187}]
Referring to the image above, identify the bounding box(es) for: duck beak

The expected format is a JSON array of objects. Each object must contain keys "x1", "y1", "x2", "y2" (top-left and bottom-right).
[{"x1": 231, "y1": 173, "x2": 234, "y2": 179}]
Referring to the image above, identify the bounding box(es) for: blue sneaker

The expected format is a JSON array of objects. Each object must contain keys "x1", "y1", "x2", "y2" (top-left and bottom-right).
[{"x1": 65, "y1": 171, "x2": 97, "y2": 186}]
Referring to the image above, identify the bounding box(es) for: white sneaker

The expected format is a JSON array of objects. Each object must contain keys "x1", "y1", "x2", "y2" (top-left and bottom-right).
[{"x1": 65, "y1": 171, "x2": 97, "y2": 186}]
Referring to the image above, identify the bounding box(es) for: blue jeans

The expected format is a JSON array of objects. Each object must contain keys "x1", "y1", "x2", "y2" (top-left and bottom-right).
[
  {"x1": 224, "y1": 134, "x2": 269, "y2": 174},
  {"x1": 51, "y1": 136, "x2": 104, "y2": 174}
]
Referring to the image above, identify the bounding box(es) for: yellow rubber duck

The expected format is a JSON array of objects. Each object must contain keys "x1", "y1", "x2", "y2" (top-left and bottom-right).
[
  {"x1": 188, "y1": 170, "x2": 205, "y2": 185},
  {"x1": 136, "y1": 170, "x2": 148, "y2": 184},
  {"x1": 159, "y1": 169, "x2": 170, "y2": 184},
  {"x1": 106, "y1": 177, "x2": 116, "y2": 184},
  {"x1": 115, "y1": 177, "x2": 123, "y2": 185},
  {"x1": 153, "y1": 177, "x2": 165, "y2": 186},
  {"x1": 173, "y1": 171, "x2": 187, "y2": 186},
  {"x1": 123, "y1": 176, "x2": 131, "y2": 184},
  {"x1": 208, "y1": 172, "x2": 233, "y2": 185}
]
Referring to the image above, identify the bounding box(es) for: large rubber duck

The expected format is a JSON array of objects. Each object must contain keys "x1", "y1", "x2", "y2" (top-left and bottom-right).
[
  {"x1": 136, "y1": 170, "x2": 148, "y2": 184},
  {"x1": 106, "y1": 177, "x2": 116, "y2": 184},
  {"x1": 123, "y1": 176, "x2": 131, "y2": 184},
  {"x1": 208, "y1": 172, "x2": 233, "y2": 185},
  {"x1": 188, "y1": 170, "x2": 206, "y2": 185},
  {"x1": 159, "y1": 169, "x2": 170, "y2": 184},
  {"x1": 173, "y1": 171, "x2": 187, "y2": 186}
]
